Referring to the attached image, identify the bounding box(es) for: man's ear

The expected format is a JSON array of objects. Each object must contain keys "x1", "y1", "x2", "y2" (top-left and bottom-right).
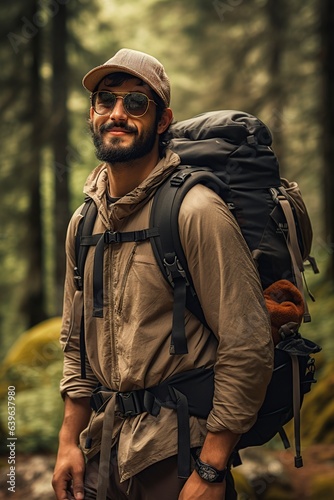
[
  {"x1": 157, "y1": 108, "x2": 173, "y2": 134},
  {"x1": 89, "y1": 107, "x2": 94, "y2": 121}
]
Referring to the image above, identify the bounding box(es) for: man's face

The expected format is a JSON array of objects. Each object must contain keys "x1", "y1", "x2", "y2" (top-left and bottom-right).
[{"x1": 89, "y1": 77, "x2": 160, "y2": 164}]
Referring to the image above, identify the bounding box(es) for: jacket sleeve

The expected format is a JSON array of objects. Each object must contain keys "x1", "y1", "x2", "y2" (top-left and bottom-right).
[
  {"x1": 59, "y1": 206, "x2": 99, "y2": 399},
  {"x1": 178, "y1": 185, "x2": 274, "y2": 435}
]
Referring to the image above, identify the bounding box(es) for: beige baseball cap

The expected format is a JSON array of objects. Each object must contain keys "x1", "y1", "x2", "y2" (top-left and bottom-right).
[{"x1": 82, "y1": 48, "x2": 171, "y2": 107}]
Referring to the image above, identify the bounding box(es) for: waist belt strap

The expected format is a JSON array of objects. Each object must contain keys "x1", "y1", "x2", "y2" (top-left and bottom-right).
[
  {"x1": 97, "y1": 394, "x2": 117, "y2": 500},
  {"x1": 89, "y1": 367, "x2": 214, "y2": 493},
  {"x1": 90, "y1": 386, "x2": 162, "y2": 417},
  {"x1": 90, "y1": 387, "x2": 192, "y2": 481},
  {"x1": 92, "y1": 389, "x2": 161, "y2": 500}
]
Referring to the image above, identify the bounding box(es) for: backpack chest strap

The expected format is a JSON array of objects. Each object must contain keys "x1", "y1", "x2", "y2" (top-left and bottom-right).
[{"x1": 88, "y1": 228, "x2": 159, "y2": 317}]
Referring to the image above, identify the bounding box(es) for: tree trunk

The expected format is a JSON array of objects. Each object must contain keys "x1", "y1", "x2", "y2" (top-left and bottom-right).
[
  {"x1": 20, "y1": 2, "x2": 47, "y2": 327},
  {"x1": 51, "y1": 3, "x2": 71, "y2": 313},
  {"x1": 321, "y1": 0, "x2": 334, "y2": 282}
]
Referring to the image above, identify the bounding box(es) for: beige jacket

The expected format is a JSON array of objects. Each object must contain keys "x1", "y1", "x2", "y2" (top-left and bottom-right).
[{"x1": 60, "y1": 149, "x2": 273, "y2": 482}]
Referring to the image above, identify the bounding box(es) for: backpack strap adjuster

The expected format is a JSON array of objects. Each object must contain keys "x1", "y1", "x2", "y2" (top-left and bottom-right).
[
  {"x1": 73, "y1": 267, "x2": 83, "y2": 291},
  {"x1": 170, "y1": 170, "x2": 192, "y2": 187},
  {"x1": 164, "y1": 253, "x2": 190, "y2": 287}
]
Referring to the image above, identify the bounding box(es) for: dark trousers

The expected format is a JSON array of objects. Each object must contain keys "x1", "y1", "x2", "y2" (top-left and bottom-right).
[{"x1": 83, "y1": 450, "x2": 237, "y2": 500}]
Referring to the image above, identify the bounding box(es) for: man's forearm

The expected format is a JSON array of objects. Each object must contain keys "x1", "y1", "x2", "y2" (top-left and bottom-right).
[
  {"x1": 200, "y1": 429, "x2": 240, "y2": 469},
  {"x1": 59, "y1": 395, "x2": 92, "y2": 446}
]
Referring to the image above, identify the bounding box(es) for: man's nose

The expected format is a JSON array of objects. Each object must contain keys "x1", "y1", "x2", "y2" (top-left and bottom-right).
[{"x1": 109, "y1": 97, "x2": 127, "y2": 120}]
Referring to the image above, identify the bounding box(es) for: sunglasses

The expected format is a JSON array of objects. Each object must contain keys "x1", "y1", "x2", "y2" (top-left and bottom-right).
[{"x1": 91, "y1": 91, "x2": 157, "y2": 118}]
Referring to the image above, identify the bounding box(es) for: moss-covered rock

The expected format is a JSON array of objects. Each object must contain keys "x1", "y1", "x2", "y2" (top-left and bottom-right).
[{"x1": 0, "y1": 317, "x2": 62, "y2": 396}]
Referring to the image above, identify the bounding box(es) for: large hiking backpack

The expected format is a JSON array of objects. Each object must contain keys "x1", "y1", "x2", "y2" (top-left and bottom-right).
[
  {"x1": 74, "y1": 110, "x2": 321, "y2": 469},
  {"x1": 153, "y1": 110, "x2": 318, "y2": 331}
]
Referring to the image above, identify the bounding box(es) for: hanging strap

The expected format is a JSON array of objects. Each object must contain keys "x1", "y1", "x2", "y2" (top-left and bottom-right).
[
  {"x1": 290, "y1": 354, "x2": 303, "y2": 468},
  {"x1": 278, "y1": 426, "x2": 291, "y2": 449},
  {"x1": 163, "y1": 253, "x2": 189, "y2": 355},
  {"x1": 169, "y1": 387, "x2": 191, "y2": 478},
  {"x1": 96, "y1": 395, "x2": 117, "y2": 500}
]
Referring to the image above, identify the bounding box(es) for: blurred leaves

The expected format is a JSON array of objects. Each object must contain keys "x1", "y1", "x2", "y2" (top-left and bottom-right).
[{"x1": 0, "y1": 318, "x2": 63, "y2": 453}]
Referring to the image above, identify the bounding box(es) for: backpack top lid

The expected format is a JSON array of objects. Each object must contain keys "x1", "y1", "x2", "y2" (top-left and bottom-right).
[{"x1": 169, "y1": 110, "x2": 281, "y2": 189}]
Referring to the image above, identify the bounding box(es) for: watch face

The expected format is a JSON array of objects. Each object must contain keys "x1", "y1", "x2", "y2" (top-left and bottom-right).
[{"x1": 199, "y1": 464, "x2": 218, "y2": 482}]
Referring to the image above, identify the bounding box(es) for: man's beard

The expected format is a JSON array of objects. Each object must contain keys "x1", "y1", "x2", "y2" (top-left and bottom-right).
[{"x1": 90, "y1": 120, "x2": 158, "y2": 163}]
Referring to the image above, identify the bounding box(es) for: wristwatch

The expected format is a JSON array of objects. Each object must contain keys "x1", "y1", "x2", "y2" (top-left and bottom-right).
[{"x1": 194, "y1": 457, "x2": 228, "y2": 483}]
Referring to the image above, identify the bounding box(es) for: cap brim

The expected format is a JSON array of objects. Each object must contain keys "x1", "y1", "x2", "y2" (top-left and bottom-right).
[{"x1": 83, "y1": 65, "x2": 155, "y2": 93}]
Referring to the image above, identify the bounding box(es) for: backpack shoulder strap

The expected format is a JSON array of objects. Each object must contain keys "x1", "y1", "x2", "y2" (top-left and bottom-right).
[
  {"x1": 150, "y1": 166, "x2": 226, "y2": 354},
  {"x1": 74, "y1": 197, "x2": 98, "y2": 291},
  {"x1": 73, "y1": 197, "x2": 98, "y2": 379}
]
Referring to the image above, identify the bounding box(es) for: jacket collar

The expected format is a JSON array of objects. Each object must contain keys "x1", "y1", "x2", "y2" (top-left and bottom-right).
[{"x1": 83, "y1": 149, "x2": 180, "y2": 228}]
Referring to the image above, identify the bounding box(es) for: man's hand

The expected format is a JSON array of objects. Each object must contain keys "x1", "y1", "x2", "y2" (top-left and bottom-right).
[
  {"x1": 178, "y1": 429, "x2": 239, "y2": 499},
  {"x1": 52, "y1": 396, "x2": 92, "y2": 499},
  {"x1": 52, "y1": 444, "x2": 86, "y2": 500},
  {"x1": 178, "y1": 470, "x2": 226, "y2": 500}
]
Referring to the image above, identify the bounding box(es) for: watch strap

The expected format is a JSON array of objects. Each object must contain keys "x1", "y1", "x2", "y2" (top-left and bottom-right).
[{"x1": 194, "y1": 457, "x2": 228, "y2": 483}]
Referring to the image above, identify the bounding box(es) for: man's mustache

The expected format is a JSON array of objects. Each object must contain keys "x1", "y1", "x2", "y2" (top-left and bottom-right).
[{"x1": 99, "y1": 122, "x2": 138, "y2": 134}]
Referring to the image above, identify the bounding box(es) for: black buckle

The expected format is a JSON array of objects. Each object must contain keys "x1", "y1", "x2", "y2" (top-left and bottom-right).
[
  {"x1": 163, "y1": 254, "x2": 189, "y2": 286},
  {"x1": 117, "y1": 391, "x2": 143, "y2": 416},
  {"x1": 104, "y1": 231, "x2": 121, "y2": 244},
  {"x1": 90, "y1": 389, "x2": 112, "y2": 412},
  {"x1": 90, "y1": 387, "x2": 145, "y2": 416}
]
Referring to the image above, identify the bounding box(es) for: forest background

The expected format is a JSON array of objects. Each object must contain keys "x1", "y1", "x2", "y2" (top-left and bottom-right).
[{"x1": 0, "y1": 0, "x2": 333, "y2": 497}]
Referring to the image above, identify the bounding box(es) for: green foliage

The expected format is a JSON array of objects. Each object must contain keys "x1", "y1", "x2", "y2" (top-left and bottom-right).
[
  {"x1": 0, "y1": 363, "x2": 64, "y2": 454},
  {"x1": 293, "y1": 360, "x2": 334, "y2": 446},
  {"x1": 0, "y1": 318, "x2": 63, "y2": 453},
  {"x1": 303, "y1": 268, "x2": 334, "y2": 359}
]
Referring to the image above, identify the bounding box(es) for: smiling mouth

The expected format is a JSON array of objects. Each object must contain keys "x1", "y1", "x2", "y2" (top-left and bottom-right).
[{"x1": 106, "y1": 129, "x2": 130, "y2": 135}]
